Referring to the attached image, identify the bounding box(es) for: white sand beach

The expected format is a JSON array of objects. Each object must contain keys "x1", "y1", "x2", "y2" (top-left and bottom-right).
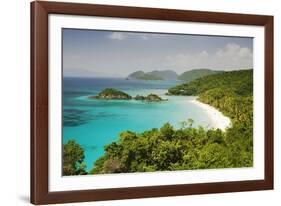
[{"x1": 189, "y1": 99, "x2": 232, "y2": 131}]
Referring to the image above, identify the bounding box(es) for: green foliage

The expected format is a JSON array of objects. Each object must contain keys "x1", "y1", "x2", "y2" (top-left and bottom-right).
[
  {"x1": 148, "y1": 70, "x2": 178, "y2": 80},
  {"x1": 169, "y1": 69, "x2": 252, "y2": 96},
  {"x1": 63, "y1": 140, "x2": 87, "y2": 176},
  {"x1": 177, "y1": 68, "x2": 221, "y2": 82},
  {"x1": 90, "y1": 122, "x2": 243, "y2": 173},
  {"x1": 89, "y1": 69, "x2": 253, "y2": 174},
  {"x1": 97, "y1": 88, "x2": 132, "y2": 99},
  {"x1": 160, "y1": 123, "x2": 174, "y2": 140},
  {"x1": 135, "y1": 93, "x2": 165, "y2": 102}
]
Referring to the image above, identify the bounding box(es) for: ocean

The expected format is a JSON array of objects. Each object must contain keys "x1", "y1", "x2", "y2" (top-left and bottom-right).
[{"x1": 63, "y1": 77, "x2": 213, "y2": 171}]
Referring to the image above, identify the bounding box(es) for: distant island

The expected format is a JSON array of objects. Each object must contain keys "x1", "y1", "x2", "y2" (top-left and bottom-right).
[
  {"x1": 126, "y1": 69, "x2": 223, "y2": 82},
  {"x1": 89, "y1": 88, "x2": 132, "y2": 100},
  {"x1": 89, "y1": 88, "x2": 166, "y2": 102},
  {"x1": 127, "y1": 70, "x2": 178, "y2": 80}
]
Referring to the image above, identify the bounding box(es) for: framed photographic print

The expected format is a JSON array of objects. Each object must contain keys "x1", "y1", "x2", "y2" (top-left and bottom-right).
[{"x1": 30, "y1": 1, "x2": 274, "y2": 204}]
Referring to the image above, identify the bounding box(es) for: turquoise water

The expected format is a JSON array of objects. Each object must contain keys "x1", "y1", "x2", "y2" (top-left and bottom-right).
[{"x1": 63, "y1": 78, "x2": 212, "y2": 171}]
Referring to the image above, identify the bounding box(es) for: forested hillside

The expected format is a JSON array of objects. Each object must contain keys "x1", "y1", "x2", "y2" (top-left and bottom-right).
[
  {"x1": 127, "y1": 70, "x2": 178, "y2": 80},
  {"x1": 177, "y1": 68, "x2": 221, "y2": 82},
  {"x1": 168, "y1": 69, "x2": 253, "y2": 126}
]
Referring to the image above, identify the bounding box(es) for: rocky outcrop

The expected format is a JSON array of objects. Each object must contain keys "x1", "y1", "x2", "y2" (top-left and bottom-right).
[
  {"x1": 89, "y1": 89, "x2": 166, "y2": 102},
  {"x1": 134, "y1": 94, "x2": 166, "y2": 102},
  {"x1": 88, "y1": 88, "x2": 132, "y2": 100},
  {"x1": 144, "y1": 94, "x2": 164, "y2": 102},
  {"x1": 134, "y1": 95, "x2": 146, "y2": 101}
]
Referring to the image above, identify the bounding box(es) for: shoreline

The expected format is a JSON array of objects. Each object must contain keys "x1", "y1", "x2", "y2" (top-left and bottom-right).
[{"x1": 189, "y1": 98, "x2": 232, "y2": 131}]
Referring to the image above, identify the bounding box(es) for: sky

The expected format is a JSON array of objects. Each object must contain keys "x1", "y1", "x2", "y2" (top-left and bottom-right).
[{"x1": 62, "y1": 29, "x2": 253, "y2": 77}]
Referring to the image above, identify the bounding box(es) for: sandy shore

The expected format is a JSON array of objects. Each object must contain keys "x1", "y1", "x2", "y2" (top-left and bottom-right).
[{"x1": 189, "y1": 99, "x2": 232, "y2": 131}]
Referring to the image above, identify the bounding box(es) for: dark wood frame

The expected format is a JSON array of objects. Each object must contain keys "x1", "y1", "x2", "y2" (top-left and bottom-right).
[{"x1": 31, "y1": 0, "x2": 274, "y2": 204}]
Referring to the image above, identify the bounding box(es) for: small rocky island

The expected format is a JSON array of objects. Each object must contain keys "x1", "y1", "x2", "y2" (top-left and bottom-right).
[
  {"x1": 135, "y1": 94, "x2": 164, "y2": 102},
  {"x1": 89, "y1": 88, "x2": 166, "y2": 102},
  {"x1": 89, "y1": 88, "x2": 132, "y2": 100}
]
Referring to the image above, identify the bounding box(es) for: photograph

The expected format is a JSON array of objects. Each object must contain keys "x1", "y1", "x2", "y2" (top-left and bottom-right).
[{"x1": 62, "y1": 29, "x2": 254, "y2": 176}]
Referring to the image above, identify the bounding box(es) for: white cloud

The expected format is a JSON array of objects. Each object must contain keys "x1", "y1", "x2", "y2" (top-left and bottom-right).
[
  {"x1": 216, "y1": 43, "x2": 252, "y2": 59},
  {"x1": 165, "y1": 43, "x2": 253, "y2": 71},
  {"x1": 199, "y1": 50, "x2": 209, "y2": 57},
  {"x1": 108, "y1": 32, "x2": 127, "y2": 40}
]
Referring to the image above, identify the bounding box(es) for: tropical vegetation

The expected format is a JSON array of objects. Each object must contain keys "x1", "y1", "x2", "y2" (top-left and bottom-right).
[
  {"x1": 89, "y1": 88, "x2": 132, "y2": 100},
  {"x1": 63, "y1": 140, "x2": 87, "y2": 176},
  {"x1": 177, "y1": 68, "x2": 221, "y2": 82}
]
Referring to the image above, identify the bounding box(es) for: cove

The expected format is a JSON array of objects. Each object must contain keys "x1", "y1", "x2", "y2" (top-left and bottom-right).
[{"x1": 63, "y1": 77, "x2": 220, "y2": 171}]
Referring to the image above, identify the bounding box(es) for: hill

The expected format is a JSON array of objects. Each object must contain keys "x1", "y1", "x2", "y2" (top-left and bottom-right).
[
  {"x1": 147, "y1": 70, "x2": 178, "y2": 80},
  {"x1": 127, "y1": 70, "x2": 162, "y2": 80},
  {"x1": 177, "y1": 68, "x2": 221, "y2": 82},
  {"x1": 168, "y1": 69, "x2": 253, "y2": 127},
  {"x1": 89, "y1": 88, "x2": 132, "y2": 100},
  {"x1": 127, "y1": 70, "x2": 178, "y2": 80},
  {"x1": 169, "y1": 69, "x2": 252, "y2": 96},
  {"x1": 127, "y1": 71, "x2": 145, "y2": 79}
]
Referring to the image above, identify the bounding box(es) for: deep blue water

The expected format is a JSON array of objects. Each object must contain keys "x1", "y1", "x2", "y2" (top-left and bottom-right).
[{"x1": 63, "y1": 77, "x2": 212, "y2": 171}]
